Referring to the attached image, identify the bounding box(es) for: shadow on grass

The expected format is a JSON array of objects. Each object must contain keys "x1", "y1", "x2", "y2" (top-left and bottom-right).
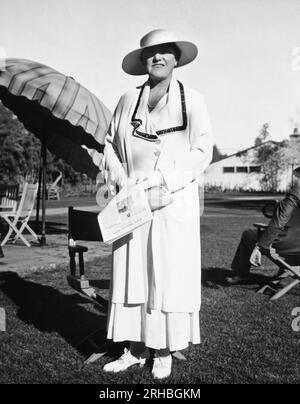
[
  {"x1": 202, "y1": 267, "x2": 272, "y2": 288},
  {"x1": 28, "y1": 220, "x2": 68, "y2": 235},
  {"x1": 205, "y1": 198, "x2": 277, "y2": 212},
  {"x1": 0, "y1": 271, "x2": 123, "y2": 360},
  {"x1": 0, "y1": 220, "x2": 68, "y2": 240}
]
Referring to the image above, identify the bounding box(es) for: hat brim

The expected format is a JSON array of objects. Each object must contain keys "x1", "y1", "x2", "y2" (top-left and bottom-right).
[{"x1": 122, "y1": 40, "x2": 198, "y2": 76}]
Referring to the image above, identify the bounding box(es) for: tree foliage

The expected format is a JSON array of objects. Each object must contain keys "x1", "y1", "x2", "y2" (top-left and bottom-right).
[
  {"x1": 277, "y1": 137, "x2": 300, "y2": 187},
  {"x1": 255, "y1": 122, "x2": 270, "y2": 146},
  {"x1": 254, "y1": 123, "x2": 284, "y2": 192},
  {"x1": 212, "y1": 144, "x2": 227, "y2": 163},
  {"x1": 0, "y1": 102, "x2": 84, "y2": 186}
]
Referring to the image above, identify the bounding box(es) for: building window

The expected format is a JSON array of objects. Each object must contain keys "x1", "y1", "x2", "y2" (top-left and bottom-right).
[
  {"x1": 236, "y1": 166, "x2": 248, "y2": 173},
  {"x1": 249, "y1": 166, "x2": 261, "y2": 173},
  {"x1": 223, "y1": 167, "x2": 235, "y2": 173}
]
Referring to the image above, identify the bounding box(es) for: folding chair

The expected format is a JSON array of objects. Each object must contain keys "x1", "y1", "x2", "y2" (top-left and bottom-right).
[
  {"x1": 67, "y1": 206, "x2": 104, "y2": 300},
  {"x1": 67, "y1": 206, "x2": 112, "y2": 363},
  {"x1": 0, "y1": 183, "x2": 39, "y2": 247},
  {"x1": 47, "y1": 172, "x2": 62, "y2": 200},
  {"x1": 0, "y1": 184, "x2": 19, "y2": 212},
  {"x1": 254, "y1": 201, "x2": 300, "y2": 300},
  {"x1": 0, "y1": 185, "x2": 18, "y2": 257}
]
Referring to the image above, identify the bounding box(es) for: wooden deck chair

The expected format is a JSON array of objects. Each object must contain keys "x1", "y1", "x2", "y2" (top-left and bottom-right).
[
  {"x1": 0, "y1": 183, "x2": 39, "y2": 247},
  {"x1": 254, "y1": 201, "x2": 300, "y2": 300},
  {"x1": 0, "y1": 184, "x2": 19, "y2": 212}
]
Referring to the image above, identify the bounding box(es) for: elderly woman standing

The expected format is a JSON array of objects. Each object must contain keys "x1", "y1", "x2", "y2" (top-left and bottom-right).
[{"x1": 102, "y1": 29, "x2": 213, "y2": 379}]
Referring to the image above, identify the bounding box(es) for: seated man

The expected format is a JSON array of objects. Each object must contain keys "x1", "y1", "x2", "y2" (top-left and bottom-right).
[{"x1": 227, "y1": 167, "x2": 300, "y2": 284}]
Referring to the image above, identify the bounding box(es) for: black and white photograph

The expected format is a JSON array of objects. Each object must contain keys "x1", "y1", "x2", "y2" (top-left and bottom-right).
[{"x1": 0, "y1": 0, "x2": 299, "y2": 388}]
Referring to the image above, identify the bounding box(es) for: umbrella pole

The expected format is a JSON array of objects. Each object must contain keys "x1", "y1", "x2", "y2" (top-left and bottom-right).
[
  {"x1": 35, "y1": 156, "x2": 42, "y2": 228},
  {"x1": 40, "y1": 139, "x2": 47, "y2": 246}
]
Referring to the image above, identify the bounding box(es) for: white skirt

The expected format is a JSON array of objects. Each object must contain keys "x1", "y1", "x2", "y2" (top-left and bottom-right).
[
  {"x1": 106, "y1": 222, "x2": 201, "y2": 351},
  {"x1": 106, "y1": 303, "x2": 200, "y2": 351}
]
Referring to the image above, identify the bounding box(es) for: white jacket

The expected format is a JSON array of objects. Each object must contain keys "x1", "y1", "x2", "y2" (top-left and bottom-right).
[{"x1": 104, "y1": 79, "x2": 213, "y2": 312}]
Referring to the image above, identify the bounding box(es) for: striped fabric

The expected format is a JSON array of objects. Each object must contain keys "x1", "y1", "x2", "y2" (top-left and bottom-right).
[{"x1": 0, "y1": 58, "x2": 112, "y2": 176}]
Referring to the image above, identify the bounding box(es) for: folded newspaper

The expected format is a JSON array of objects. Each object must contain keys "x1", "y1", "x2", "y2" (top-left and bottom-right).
[{"x1": 97, "y1": 183, "x2": 153, "y2": 244}]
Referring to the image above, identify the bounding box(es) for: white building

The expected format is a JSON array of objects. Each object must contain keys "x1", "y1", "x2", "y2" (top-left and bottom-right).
[{"x1": 204, "y1": 131, "x2": 300, "y2": 192}]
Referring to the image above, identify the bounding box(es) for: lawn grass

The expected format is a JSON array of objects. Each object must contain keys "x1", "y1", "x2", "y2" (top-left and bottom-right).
[{"x1": 0, "y1": 202, "x2": 299, "y2": 384}]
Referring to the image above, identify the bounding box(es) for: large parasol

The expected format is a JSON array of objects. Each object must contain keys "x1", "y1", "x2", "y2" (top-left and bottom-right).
[{"x1": 0, "y1": 58, "x2": 112, "y2": 245}]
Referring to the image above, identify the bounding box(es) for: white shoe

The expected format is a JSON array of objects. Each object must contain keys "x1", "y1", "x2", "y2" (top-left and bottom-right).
[
  {"x1": 103, "y1": 348, "x2": 148, "y2": 373},
  {"x1": 152, "y1": 354, "x2": 172, "y2": 379}
]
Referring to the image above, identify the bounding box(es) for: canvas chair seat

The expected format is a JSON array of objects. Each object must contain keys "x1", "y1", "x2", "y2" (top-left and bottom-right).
[
  {"x1": 67, "y1": 206, "x2": 102, "y2": 284},
  {"x1": 0, "y1": 183, "x2": 39, "y2": 247},
  {"x1": 254, "y1": 205, "x2": 300, "y2": 300}
]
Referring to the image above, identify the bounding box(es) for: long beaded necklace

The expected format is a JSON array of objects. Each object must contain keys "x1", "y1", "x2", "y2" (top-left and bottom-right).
[{"x1": 130, "y1": 80, "x2": 187, "y2": 142}]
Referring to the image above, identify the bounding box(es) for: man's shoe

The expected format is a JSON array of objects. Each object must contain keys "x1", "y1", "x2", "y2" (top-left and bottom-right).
[
  {"x1": 152, "y1": 354, "x2": 172, "y2": 379},
  {"x1": 226, "y1": 275, "x2": 250, "y2": 285},
  {"x1": 103, "y1": 348, "x2": 149, "y2": 373}
]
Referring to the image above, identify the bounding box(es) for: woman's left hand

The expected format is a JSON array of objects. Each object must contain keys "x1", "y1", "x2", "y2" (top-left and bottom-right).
[{"x1": 135, "y1": 171, "x2": 164, "y2": 190}]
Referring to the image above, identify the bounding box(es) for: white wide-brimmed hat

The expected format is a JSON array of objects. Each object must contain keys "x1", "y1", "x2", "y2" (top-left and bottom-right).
[{"x1": 122, "y1": 29, "x2": 198, "y2": 76}]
